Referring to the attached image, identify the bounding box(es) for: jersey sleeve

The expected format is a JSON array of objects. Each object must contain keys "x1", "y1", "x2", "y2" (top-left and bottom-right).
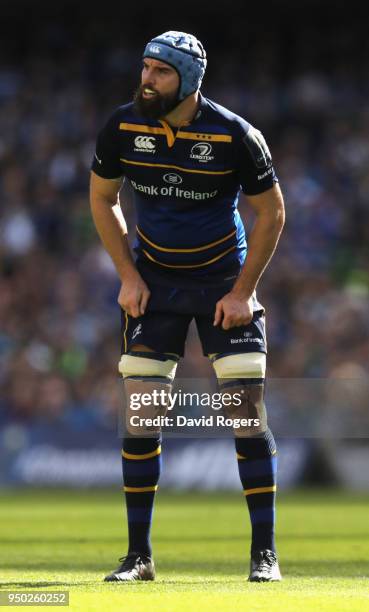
[
  {"x1": 91, "y1": 111, "x2": 123, "y2": 180},
  {"x1": 234, "y1": 119, "x2": 278, "y2": 195}
]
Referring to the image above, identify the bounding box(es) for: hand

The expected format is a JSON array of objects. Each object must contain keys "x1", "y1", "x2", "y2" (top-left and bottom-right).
[
  {"x1": 213, "y1": 291, "x2": 253, "y2": 330},
  {"x1": 118, "y1": 271, "x2": 151, "y2": 318}
]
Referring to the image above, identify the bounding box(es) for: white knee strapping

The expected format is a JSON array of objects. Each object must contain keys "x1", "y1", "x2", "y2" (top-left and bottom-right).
[
  {"x1": 211, "y1": 353, "x2": 267, "y2": 436},
  {"x1": 211, "y1": 352, "x2": 266, "y2": 380},
  {"x1": 119, "y1": 355, "x2": 176, "y2": 436},
  {"x1": 118, "y1": 354, "x2": 178, "y2": 380}
]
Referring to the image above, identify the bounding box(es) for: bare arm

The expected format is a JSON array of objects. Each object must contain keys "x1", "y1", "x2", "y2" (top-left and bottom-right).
[
  {"x1": 214, "y1": 183, "x2": 285, "y2": 329},
  {"x1": 89, "y1": 171, "x2": 150, "y2": 317},
  {"x1": 233, "y1": 182, "x2": 285, "y2": 298},
  {"x1": 90, "y1": 171, "x2": 134, "y2": 278}
]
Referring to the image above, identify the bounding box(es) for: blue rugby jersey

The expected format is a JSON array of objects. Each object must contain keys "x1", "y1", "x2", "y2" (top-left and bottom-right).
[{"x1": 91, "y1": 94, "x2": 278, "y2": 286}]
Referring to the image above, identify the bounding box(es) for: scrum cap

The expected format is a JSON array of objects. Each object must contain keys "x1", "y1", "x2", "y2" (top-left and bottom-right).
[{"x1": 143, "y1": 31, "x2": 207, "y2": 101}]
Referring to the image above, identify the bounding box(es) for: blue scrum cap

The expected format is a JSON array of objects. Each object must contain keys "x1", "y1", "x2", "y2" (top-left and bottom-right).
[{"x1": 143, "y1": 31, "x2": 207, "y2": 101}]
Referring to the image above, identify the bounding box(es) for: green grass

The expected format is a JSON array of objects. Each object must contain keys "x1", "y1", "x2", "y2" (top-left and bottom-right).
[{"x1": 0, "y1": 489, "x2": 368, "y2": 611}]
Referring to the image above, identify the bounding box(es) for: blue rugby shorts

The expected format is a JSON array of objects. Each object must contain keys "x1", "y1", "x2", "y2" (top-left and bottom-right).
[{"x1": 120, "y1": 282, "x2": 266, "y2": 357}]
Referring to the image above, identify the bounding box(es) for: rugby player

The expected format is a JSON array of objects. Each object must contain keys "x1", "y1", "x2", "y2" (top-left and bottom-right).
[{"x1": 90, "y1": 31, "x2": 285, "y2": 583}]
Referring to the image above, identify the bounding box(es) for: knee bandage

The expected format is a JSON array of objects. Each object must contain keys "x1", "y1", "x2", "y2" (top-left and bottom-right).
[
  {"x1": 118, "y1": 351, "x2": 178, "y2": 381},
  {"x1": 118, "y1": 351, "x2": 178, "y2": 435},
  {"x1": 211, "y1": 352, "x2": 267, "y2": 437}
]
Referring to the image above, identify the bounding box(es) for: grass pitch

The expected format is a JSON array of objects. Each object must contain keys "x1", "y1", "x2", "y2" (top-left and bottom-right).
[{"x1": 0, "y1": 488, "x2": 368, "y2": 611}]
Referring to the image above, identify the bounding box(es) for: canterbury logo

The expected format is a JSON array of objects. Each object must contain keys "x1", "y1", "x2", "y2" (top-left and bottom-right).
[
  {"x1": 149, "y1": 45, "x2": 161, "y2": 54},
  {"x1": 132, "y1": 323, "x2": 142, "y2": 340},
  {"x1": 134, "y1": 136, "x2": 156, "y2": 151}
]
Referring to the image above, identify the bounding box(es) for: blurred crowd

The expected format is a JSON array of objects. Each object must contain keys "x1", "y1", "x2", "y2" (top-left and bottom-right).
[{"x1": 1, "y1": 12, "x2": 368, "y2": 428}]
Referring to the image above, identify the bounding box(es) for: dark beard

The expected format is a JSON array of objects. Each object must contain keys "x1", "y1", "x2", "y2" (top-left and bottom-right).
[{"x1": 133, "y1": 84, "x2": 180, "y2": 120}]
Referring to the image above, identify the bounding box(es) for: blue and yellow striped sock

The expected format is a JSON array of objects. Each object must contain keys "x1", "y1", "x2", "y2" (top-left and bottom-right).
[
  {"x1": 122, "y1": 436, "x2": 161, "y2": 557},
  {"x1": 235, "y1": 429, "x2": 277, "y2": 553}
]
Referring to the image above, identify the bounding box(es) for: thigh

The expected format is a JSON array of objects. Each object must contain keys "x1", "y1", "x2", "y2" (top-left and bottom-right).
[{"x1": 195, "y1": 310, "x2": 267, "y2": 356}]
